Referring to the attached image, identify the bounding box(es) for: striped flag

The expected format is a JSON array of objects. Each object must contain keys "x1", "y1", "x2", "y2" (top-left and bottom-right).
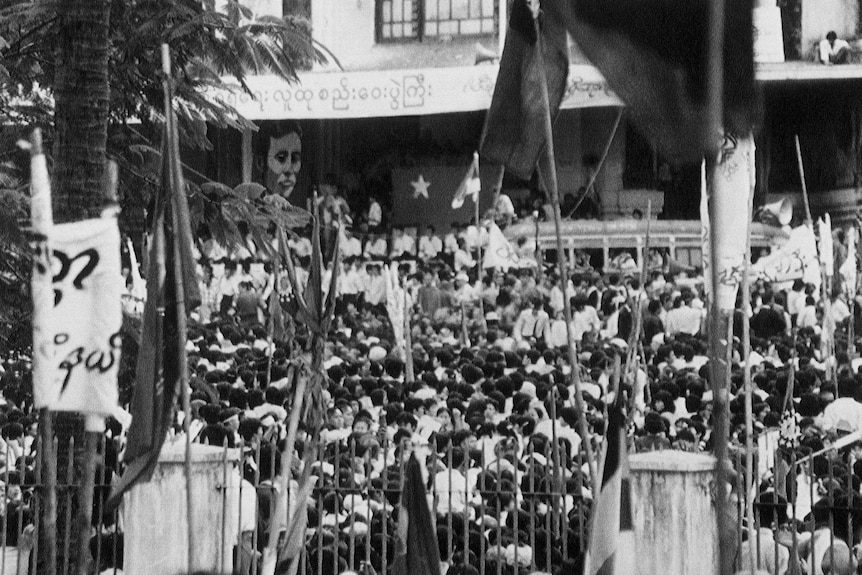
[
  {"x1": 583, "y1": 404, "x2": 634, "y2": 575},
  {"x1": 392, "y1": 454, "x2": 441, "y2": 575},
  {"x1": 451, "y1": 152, "x2": 481, "y2": 209}
]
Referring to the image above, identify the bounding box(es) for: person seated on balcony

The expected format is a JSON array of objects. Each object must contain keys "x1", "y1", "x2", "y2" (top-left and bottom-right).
[{"x1": 819, "y1": 31, "x2": 851, "y2": 65}]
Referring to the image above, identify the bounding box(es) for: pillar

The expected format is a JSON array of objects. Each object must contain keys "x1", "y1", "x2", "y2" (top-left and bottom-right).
[
  {"x1": 628, "y1": 451, "x2": 721, "y2": 575},
  {"x1": 123, "y1": 444, "x2": 242, "y2": 575}
]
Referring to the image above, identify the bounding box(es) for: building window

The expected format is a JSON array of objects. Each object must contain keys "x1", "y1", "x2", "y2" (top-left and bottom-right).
[{"x1": 377, "y1": 0, "x2": 498, "y2": 42}]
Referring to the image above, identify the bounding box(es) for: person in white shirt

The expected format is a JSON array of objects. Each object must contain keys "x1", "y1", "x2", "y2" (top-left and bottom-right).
[
  {"x1": 820, "y1": 377, "x2": 862, "y2": 432},
  {"x1": 339, "y1": 228, "x2": 362, "y2": 259},
  {"x1": 443, "y1": 226, "x2": 460, "y2": 254},
  {"x1": 366, "y1": 196, "x2": 382, "y2": 229},
  {"x1": 389, "y1": 227, "x2": 415, "y2": 259},
  {"x1": 820, "y1": 31, "x2": 851, "y2": 65},
  {"x1": 665, "y1": 294, "x2": 702, "y2": 336},
  {"x1": 453, "y1": 238, "x2": 476, "y2": 272},
  {"x1": 513, "y1": 298, "x2": 551, "y2": 343},
  {"x1": 364, "y1": 264, "x2": 387, "y2": 307},
  {"x1": 418, "y1": 225, "x2": 443, "y2": 261},
  {"x1": 363, "y1": 234, "x2": 388, "y2": 259},
  {"x1": 796, "y1": 296, "x2": 819, "y2": 328}
]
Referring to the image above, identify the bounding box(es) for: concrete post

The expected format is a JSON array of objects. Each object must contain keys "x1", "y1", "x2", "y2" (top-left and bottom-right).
[
  {"x1": 628, "y1": 451, "x2": 721, "y2": 575},
  {"x1": 123, "y1": 443, "x2": 242, "y2": 575}
]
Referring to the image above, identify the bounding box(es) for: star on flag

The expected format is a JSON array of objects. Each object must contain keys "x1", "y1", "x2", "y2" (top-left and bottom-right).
[{"x1": 411, "y1": 174, "x2": 430, "y2": 199}]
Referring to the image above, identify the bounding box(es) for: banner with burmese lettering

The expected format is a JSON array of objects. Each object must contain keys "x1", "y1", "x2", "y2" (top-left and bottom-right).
[
  {"x1": 32, "y1": 218, "x2": 122, "y2": 414},
  {"x1": 700, "y1": 133, "x2": 756, "y2": 311}
]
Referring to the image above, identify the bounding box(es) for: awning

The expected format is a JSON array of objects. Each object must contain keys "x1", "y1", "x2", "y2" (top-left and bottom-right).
[{"x1": 215, "y1": 64, "x2": 623, "y2": 120}]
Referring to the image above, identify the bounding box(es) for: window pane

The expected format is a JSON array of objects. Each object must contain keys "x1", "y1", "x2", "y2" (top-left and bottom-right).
[
  {"x1": 394, "y1": 22, "x2": 404, "y2": 36},
  {"x1": 439, "y1": 0, "x2": 450, "y2": 20},
  {"x1": 393, "y1": 0, "x2": 403, "y2": 22},
  {"x1": 481, "y1": 0, "x2": 493, "y2": 15},
  {"x1": 460, "y1": 18, "x2": 481, "y2": 34},
  {"x1": 425, "y1": 21, "x2": 438, "y2": 36},
  {"x1": 404, "y1": 0, "x2": 413, "y2": 20},
  {"x1": 439, "y1": 20, "x2": 457, "y2": 34},
  {"x1": 425, "y1": 0, "x2": 438, "y2": 19},
  {"x1": 480, "y1": 17, "x2": 494, "y2": 33},
  {"x1": 452, "y1": 0, "x2": 468, "y2": 19},
  {"x1": 383, "y1": 24, "x2": 392, "y2": 38},
  {"x1": 383, "y1": 0, "x2": 392, "y2": 21}
]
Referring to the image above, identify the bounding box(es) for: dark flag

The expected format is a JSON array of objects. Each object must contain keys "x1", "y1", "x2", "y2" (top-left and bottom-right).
[
  {"x1": 392, "y1": 454, "x2": 441, "y2": 575},
  {"x1": 559, "y1": 0, "x2": 756, "y2": 161},
  {"x1": 583, "y1": 404, "x2": 634, "y2": 575},
  {"x1": 479, "y1": 0, "x2": 569, "y2": 181},
  {"x1": 106, "y1": 115, "x2": 200, "y2": 509}
]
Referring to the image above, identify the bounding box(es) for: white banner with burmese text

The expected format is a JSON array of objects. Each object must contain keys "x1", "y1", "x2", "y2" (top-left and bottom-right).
[
  {"x1": 700, "y1": 133, "x2": 756, "y2": 311},
  {"x1": 32, "y1": 218, "x2": 122, "y2": 415}
]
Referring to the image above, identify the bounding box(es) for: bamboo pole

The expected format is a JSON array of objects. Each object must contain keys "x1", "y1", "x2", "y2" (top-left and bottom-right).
[
  {"x1": 534, "y1": 17, "x2": 598, "y2": 494},
  {"x1": 28, "y1": 127, "x2": 58, "y2": 575},
  {"x1": 162, "y1": 43, "x2": 195, "y2": 573},
  {"x1": 742, "y1": 228, "x2": 757, "y2": 575}
]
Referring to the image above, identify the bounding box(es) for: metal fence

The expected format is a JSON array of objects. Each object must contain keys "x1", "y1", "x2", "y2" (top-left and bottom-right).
[{"x1": 4, "y1": 431, "x2": 862, "y2": 574}]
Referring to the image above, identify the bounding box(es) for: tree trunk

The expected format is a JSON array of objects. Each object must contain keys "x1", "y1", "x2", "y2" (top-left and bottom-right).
[
  {"x1": 41, "y1": 2, "x2": 111, "y2": 575},
  {"x1": 52, "y1": 0, "x2": 111, "y2": 221}
]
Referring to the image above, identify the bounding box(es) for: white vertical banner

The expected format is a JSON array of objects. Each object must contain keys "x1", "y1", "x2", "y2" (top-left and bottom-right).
[
  {"x1": 30, "y1": 145, "x2": 54, "y2": 407},
  {"x1": 33, "y1": 218, "x2": 122, "y2": 415},
  {"x1": 818, "y1": 214, "x2": 834, "y2": 278},
  {"x1": 702, "y1": 133, "x2": 757, "y2": 311},
  {"x1": 841, "y1": 226, "x2": 858, "y2": 299}
]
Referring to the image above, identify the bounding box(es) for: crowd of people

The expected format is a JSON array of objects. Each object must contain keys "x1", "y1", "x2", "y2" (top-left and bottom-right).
[
  {"x1": 3, "y1": 183, "x2": 862, "y2": 575},
  {"x1": 120, "y1": 195, "x2": 862, "y2": 575}
]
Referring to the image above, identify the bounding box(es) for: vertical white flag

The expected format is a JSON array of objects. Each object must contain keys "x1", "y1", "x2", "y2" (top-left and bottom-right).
[
  {"x1": 483, "y1": 222, "x2": 525, "y2": 271},
  {"x1": 818, "y1": 214, "x2": 834, "y2": 278},
  {"x1": 701, "y1": 133, "x2": 756, "y2": 311},
  {"x1": 33, "y1": 218, "x2": 122, "y2": 415},
  {"x1": 841, "y1": 226, "x2": 857, "y2": 299}
]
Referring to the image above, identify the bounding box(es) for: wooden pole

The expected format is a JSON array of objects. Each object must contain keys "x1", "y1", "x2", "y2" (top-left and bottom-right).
[
  {"x1": 162, "y1": 43, "x2": 195, "y2": 574},
  {"x1": 534, "y1": 18, "x2": 598, "y2": 494},
  {"x1": 28, "y1": 127, "x2": 58, "y2": 575},
  {"x1": 403, "y1": 279, "x2": 415, "y2": 383},
  {"x1": 741, "y1": 229, "x2": 757, "y2": 575},
  {"x1": 794, "y1": 135, "x2": 813, "y2": 225}
]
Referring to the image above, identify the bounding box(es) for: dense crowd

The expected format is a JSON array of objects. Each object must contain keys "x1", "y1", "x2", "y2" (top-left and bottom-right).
[{"x1": 3, "y1": 196, "x2": 862, "y2": 575}]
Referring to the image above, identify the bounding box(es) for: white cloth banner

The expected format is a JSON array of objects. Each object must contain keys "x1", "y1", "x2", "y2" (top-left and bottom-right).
[
  {"x1": 32, "y1": 218, "x2": 122, "y2": 415},
  {"x1": 700, "y1": 133, "x2": 756, "y2": 311},
  {"x1": 215, "y1": 65, "x2": 623, "y2": 120},
  {"x1": 752, "y1": 224, "x2": 821, "y2": 289},
  {"x1": 818, "y1": 214, "x2": 834, "y2": 278},
  {"x1": 840, "y1": 226, "x2": 857, "y2": 298},
  {"x1": 483, "y1": 222, "x2": 526, "y2": 271}
]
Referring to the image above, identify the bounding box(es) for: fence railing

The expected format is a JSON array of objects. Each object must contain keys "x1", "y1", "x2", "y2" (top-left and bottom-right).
[{"x1": 3, "y1": 431, "x2": 860, "y2": 574}]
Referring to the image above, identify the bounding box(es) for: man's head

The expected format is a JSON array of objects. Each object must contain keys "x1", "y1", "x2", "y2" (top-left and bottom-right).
[
  {"x1": 262, "y1": 122, "x2": 302, "y2": 200},
  {"x1": 827, "y1": 30, "x2": 838, "y2": 46}
]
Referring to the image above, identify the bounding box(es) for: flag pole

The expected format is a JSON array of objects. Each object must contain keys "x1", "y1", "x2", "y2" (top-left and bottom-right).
[
  {"x1": 161, "y1": 43, "x2": 195, "y2": 573},
  {"x1": 705, "y1": 0, "x2": 735, "y2": 571},
  {"x1": 29, "y1": 127, "x2": 58, "y2": 575},
  {"x1": 534, "y1": 17, "x2": 598, "y2": 494},
  {"x1": 741, "y1": 219, "x2": 757, "y2": 575}
]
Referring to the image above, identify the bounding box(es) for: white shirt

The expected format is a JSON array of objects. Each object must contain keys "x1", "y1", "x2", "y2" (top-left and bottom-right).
[
  {"x1": 821, "y1": 397, "x2": 862, "y2": 432},
  {"x1": 820, "y1": 37, "x2": 850, "y2": 63},
  {"x1": 419, "y1": 235, "x2": 443, "y2": 260}
]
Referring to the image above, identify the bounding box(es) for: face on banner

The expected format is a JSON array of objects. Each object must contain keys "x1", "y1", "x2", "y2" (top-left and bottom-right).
[
  {"x1": 32, "y1": 218, "x2": 122, "y2": 415},
  {"x1": 265, "y1": 131, "x2": 302, "y2": 201}
]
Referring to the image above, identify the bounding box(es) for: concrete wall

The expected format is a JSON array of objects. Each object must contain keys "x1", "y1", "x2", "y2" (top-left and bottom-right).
[
  {"x1": 802, "y1": 0, "x2": 858, "y2": 53},
  {"x1": 312, "y1": 0, "x2": 376, "y2": 63}
]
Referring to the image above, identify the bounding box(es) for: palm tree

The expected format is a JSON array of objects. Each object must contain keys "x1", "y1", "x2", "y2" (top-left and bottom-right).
[{"x1": 7, "y1": 1, "x2": 330, "y2": 572}]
